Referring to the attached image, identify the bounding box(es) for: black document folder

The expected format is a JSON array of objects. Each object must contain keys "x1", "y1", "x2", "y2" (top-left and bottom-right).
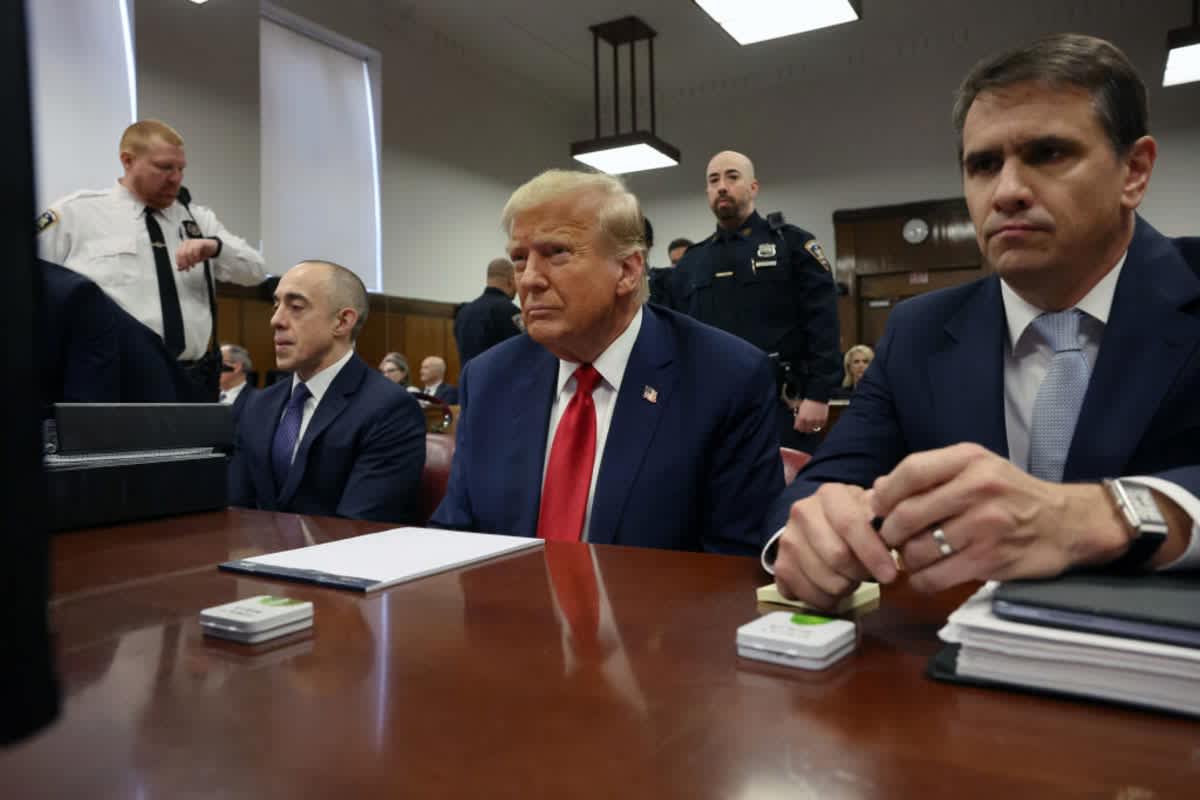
[{"x1": 992, "y1": 572, "x2": 1200, "y2": 649}]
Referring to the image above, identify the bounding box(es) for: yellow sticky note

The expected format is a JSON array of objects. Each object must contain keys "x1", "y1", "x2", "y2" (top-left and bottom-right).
[{"x1": 756, "y1": 581, "x2": 880, "y2": 614}]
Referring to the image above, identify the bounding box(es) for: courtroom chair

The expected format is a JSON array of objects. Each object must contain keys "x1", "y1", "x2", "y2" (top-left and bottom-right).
[
  {"x1": 410, "y1": 391, "x2": 453, "y2": 433},
  {"x1": 419, "y1": 432, "x2": 455, "y2": 523},
  {"x1": 780, "y1": 447, "x2": 812, "y2": 487},
  {"x1": 264, "y1": 369, "x2": 291, "y2": 386},
  {"x1": 244, "y1": 369, "x2": 259, "y2": 388}
]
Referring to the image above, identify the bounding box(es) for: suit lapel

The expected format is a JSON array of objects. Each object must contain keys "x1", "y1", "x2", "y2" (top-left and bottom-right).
[
  {"x1": 1066, "y1": 218, "x2": 1200, "y2": 479},
  {"x1": 511, "y1": 347, "x2": 559, "y2": 536},
  {"x1": 587, "y1": 309, "x2": 677, "y2": 545},
  {"x1": 926, "y1": 276, "x2": 1009, "y2": 457},
  {"x1": 277, "y1": 355, "x2": 363, "y2": 506}
]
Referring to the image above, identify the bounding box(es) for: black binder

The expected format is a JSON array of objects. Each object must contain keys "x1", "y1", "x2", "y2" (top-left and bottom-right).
[
  {"x1": 45, "y1": 403, "x2": 233, "y2": 531},
  {"x1": 47, "y1": 403, "x2": 233, "y2": 454},
  {"x1": 992, "y1": 572, "x2": 1200, "y2": 649}
]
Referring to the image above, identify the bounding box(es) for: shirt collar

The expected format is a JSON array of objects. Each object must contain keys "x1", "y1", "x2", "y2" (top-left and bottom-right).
[
  {"x1": 1001, "y1": 252, "x2": 1126, "y2": 348},
  {"x1": 116, "y1": 180, "x2": 181, "y2": 222},
  {"x1": 223, "y1": 381, "x2": 247, "y2": 404},
  {"x1": 554, "y1": 306, "x2": 643, "y2": 397},
  {"x1": 716, "y1": 210, "x2": 763, "y2": 242},
  {"x1": 293, "y1": 348, "x2": 355, "y2": 405}
]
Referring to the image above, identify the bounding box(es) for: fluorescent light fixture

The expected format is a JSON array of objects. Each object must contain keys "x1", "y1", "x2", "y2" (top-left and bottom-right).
[
  {"x1": 189, "y1": 0, "x2": 211, "y2": 5},
  {"x1": 1164, "y1": 26, "x2": 1200, "y2": 86},
  {"x1": 119, "y1": 0, "x2": 137, "y2": 121},
  {"x1": 571, "y1": 132, "x2": 680, "y2": 175},
  {"x1": 695, "y1": 0, "x2": 861, "y2": 46},
  {"x1": 362, "y1": 61, "x2": 382, "y2": 292}
]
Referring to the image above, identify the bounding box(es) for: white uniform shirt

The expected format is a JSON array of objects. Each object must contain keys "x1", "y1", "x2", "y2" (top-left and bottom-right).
[{"x1": 38, "y1": 182, "x2": 266, "y2": 360}]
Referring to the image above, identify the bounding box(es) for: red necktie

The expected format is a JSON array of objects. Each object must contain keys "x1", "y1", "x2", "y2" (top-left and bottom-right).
[
  {"x1": 537, "y1": 364, "x2": 602, "y2": 541},
  {"x1": 545, "y1": 545, "x2": 601, "y2": 654}
]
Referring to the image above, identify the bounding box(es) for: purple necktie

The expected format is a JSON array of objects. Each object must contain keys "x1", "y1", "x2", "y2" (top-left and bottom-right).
[{"x1": 271, "y1": 383, "x2": 311, "y2": 488}]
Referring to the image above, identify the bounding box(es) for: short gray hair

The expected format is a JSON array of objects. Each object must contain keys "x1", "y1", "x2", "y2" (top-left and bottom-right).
[
  {"x1": 952, "y1": 33, "x2": 1148, "y2": 161},
  {"x1": 501, "y1": 169, "x2": 649, "y2": 303},
  {"x1": 221, "y1": 343, "x2": 252, "y2": 371}
]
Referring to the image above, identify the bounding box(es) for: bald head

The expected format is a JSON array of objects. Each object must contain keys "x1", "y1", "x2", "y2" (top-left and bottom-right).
[
  {"x1": 705, "y1": 150, "x2": 759, "y2": 229},
  {"x1": 486, "y1": 257, "x2": 516, "y2": 298}
]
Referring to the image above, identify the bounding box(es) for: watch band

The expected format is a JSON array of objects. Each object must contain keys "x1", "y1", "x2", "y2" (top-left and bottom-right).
[{"x1": 1103, "y1": 479, "x2": 1168, "y2": 572}]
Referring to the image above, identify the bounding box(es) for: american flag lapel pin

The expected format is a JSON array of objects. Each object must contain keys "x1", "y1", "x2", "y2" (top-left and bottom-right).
[{"x1": 642, "y1": 385, "x2": 658, "y2": 404}]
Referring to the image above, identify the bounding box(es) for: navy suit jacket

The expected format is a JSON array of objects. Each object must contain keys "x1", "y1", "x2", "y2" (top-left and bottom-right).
[
  {"x1": 229, "y1": 383, "x2": 257, "y2": 430},
  {"x1": 229, "y1": 354, "x2": 426, "y2": 523},
  {"x1": 432, "y1": 383, "x2": 459, "y2": 405},
  {"x1": 40, "y1": 259, "x2": 188, "y2": 404},
  {"x1": 431, "y1": 305, "x2": 784, "y2": 556},
  {"x1": 767, "y1": 217, "x2": 1200, "y2": 531}
]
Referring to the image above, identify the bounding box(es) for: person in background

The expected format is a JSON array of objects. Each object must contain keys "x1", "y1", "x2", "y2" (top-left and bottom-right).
[
  {"x1": 37, "y1": 119, "x2": 266, "y2": 400},
  {"x1": 453, "y1": 258, "x2": 522, "y2": 365},
  {"x1": 379, "y1": 352, "x2": 410, "y2": 386},
  {"x1": 229, "y1": 260, "x2": 425, "y2": 522},
  {"x1": 667, "y1": 238, "x2": 693, "y2": 265},
  {"x1": 219, "y1": 344, "x2": 257, "y2": 429},
  {"x1": 665, "y1": 150, "x2": 842, "y2": 453},
  {"x1": 839, "y1": 344, "x2": 875, "y2": 395},
  {"x1": 419, "y1": 356, "x2": 459, "y2": 405}
]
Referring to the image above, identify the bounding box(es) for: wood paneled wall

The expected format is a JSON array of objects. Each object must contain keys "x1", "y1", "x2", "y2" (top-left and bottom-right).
[
  {"x1": 215, "y1": 283, "x2": 460, "y2": 388},
  {"x1": 833, "y1": 197, "x2": 988, "y2": 350}
]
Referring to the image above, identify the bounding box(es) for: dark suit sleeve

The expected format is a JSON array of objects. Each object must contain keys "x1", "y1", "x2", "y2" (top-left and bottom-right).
[
  {"x1": 782, "y1": 230, "x2": 842, "y2": 403},
  {"x1": 227, "y1": 415, "x2": 256, "y2": 509},
  {"x1": 765, "y1": 318, "x2": 909, "y2": 533},
  {"x1": 703, "y1": 353, "x2": 786, "y2": 555},
  {"x1": 492, "y1": 301, "x2": 521, "y2": 340},
  {"x1": 61, "y1": 282, "x2": 121, "y2": 403},
  {"x1": 335, "y1": 392, "x2": 427, "y2": 523},
  {"x1": 429, "y1": 365, "x2": 475, "y2": 529}
]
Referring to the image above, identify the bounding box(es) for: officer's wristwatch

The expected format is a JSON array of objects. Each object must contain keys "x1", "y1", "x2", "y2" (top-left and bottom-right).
[{"x1": 1103, "y1": 478, "x2": 1169, "y2": 570}]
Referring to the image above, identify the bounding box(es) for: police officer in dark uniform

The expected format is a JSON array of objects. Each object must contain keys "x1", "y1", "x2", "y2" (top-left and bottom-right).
[
  {"x1": 665, "y1": 150, "x2": 841, "y2": 452},
  {"x1": 453, "y1": 257, "x2": 523, "y2": 365}
]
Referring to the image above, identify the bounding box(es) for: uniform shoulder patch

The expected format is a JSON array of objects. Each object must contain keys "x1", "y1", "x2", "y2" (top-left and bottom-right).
[
  {"x1": 36, "y1": 210, "x2": 58, "y2": 234},
  {"x1": 803, "y1": 239, "x2": 832, "y2": 272},
  {"x1": 512, "y1": 311, "x2": 526, "y2": 333}
]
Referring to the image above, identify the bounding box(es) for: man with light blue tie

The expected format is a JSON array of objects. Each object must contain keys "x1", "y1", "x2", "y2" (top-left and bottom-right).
[
  {"x1": 228, "y1": 260, "x2": 425, "y2": 522},
  {"x1": 766, "y1": 33, "x2": 1200, "y2": 610}
]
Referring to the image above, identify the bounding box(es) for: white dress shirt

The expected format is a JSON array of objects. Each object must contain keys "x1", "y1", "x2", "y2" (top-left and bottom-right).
[
  {"x1": 38, "y1": 182, "x2": 266, "y2": 360},
  {"x1": 542, "y1": 307, "x2": 643, "y2": 541},
  {"x1": 763, "y1": 256, "x2": 1200, "y2": 572},
  {"x1": 219, "y1": 380, "x2": 247, "y2": 406},
  {"x1": 285, "y1": 348, "x2": 355, "y2": 463}
]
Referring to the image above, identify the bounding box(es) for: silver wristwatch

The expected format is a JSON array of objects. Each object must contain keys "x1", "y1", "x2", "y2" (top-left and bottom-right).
[{"x1": 1103, "y1": 478, "x2": 1168, "y2": 568}]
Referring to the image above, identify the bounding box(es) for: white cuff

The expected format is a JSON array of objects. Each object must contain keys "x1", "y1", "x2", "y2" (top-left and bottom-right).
[
  {"x1": 760, "y1": 527, "x2": 785, "y2": 575},
  {"x1": 1126, "y1": 476, "x2": 1200, "y2": 571}
]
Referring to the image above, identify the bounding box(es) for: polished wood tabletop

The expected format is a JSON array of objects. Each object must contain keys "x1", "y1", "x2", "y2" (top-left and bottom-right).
[{"x1": 3, "y1": 509, "x2": 1198, "y2": 798}]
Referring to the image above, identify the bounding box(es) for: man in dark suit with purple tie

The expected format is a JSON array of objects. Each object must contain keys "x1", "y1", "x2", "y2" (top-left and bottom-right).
[{"x1": 228, "y1": 260, "x2": 425, "y2": 522}]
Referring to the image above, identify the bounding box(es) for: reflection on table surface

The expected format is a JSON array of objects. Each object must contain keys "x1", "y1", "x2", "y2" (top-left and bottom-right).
[{"x1": 2, "y1": 509, "x2": 1197, "y2": 798}]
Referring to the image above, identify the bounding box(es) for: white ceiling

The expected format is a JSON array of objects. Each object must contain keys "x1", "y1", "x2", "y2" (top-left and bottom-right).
[{"x1": 391, "y1": 0, "x2": 1197, "y2": 123}]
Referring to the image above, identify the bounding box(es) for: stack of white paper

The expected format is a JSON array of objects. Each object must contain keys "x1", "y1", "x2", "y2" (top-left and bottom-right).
[
  {"x1": 220, "y1": 527, "x2": 543, "y2": 592},
  {"x1": 940, "y1": 583, "x2": 1200, "y2": 716}
]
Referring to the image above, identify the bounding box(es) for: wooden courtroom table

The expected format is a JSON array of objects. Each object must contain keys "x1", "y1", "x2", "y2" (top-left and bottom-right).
[{"x1": 2, "y1": 509, "x2": 1198, "y2": 798}]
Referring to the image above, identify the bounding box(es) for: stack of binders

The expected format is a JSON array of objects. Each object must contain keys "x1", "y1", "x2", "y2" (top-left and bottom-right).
[
  {"x1": 931, "y1": 574, "x2": 1200, "y2": 717},
  {"x1": 44, "y1": 403, "x2": 233, "y2": 531}
]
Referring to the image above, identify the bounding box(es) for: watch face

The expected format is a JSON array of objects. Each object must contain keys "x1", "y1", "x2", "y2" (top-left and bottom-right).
[
  {"x1": 902, "y1": 218, "x2": 929, "y2": 244},
  {"x1": 1125, "y1": 484, "x2": 1166, "y2": 523}
]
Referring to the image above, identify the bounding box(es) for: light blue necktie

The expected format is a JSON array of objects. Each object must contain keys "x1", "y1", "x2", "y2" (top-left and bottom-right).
[{"x1": 1027, "y1": 310, "x2": 1089, "y2": 482}]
